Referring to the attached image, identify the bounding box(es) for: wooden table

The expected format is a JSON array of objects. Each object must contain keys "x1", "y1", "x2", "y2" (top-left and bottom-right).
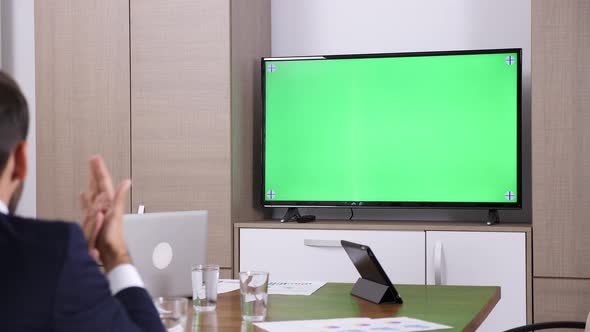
[{"x1": 187, "y1": 283, "x2": 500, "y2": 332}]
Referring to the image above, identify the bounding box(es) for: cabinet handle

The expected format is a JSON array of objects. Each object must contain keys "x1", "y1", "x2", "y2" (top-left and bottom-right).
[
  {"x1": 434, "y1": 241, "x2": 443, "y2": 285},
  {"x1": 137, "y1": 205, "x2": 145, "y2": 214},
  {"x1": 303, "y1": 239, "x2": 342, "y2": 247}
]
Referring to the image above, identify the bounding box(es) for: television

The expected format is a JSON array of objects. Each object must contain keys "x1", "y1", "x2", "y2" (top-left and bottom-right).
[{"x1": 262, "y1": 49, "x2": 522, "y2": 214}]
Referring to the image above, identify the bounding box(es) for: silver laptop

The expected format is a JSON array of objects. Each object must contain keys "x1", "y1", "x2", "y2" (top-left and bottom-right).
[{"x1": 123, "y1": 210, "x2": 208, "y2": 297}]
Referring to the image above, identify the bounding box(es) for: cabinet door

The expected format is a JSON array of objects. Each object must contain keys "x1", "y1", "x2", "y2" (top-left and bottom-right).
[
  {"x1": 36, "y1": 0, "x2": 131, "y2": 219},
  {"x1": 240, "y1": 228, "x2": 425, "y2": 284},
  {"x1": 534, "y1": 278, "x2": 590, "y2": 322},
  {"x1": 532, "y1": 0, "x2": 590, "y2": 279},
  {"x1": 426, "y1": 231, "x2": 526, "y2": 332},
  {"x1": 130, "y1": 0, "x2": 231, "y2": 267}
]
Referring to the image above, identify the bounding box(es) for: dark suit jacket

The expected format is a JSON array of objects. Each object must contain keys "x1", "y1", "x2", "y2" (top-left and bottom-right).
[{"x1": 0, "y1": 213, "x2": 166, "y2": 332}]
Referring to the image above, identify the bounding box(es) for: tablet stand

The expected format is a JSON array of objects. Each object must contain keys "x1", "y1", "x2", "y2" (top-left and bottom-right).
[{"x1": 351, "y1": 278, "x2": 403, "y2": 304}]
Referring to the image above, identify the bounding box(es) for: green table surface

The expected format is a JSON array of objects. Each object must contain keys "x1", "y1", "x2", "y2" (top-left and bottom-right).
[{"x1": 188, "y1": 283, "x2": 500, "y2": 332}]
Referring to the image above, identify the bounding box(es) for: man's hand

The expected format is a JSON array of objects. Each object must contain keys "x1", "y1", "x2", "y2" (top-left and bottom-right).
[
  {"x1": 80, "y1": 191, "x2": 108, "y2": 262},
  {"x1": 96, "y1": 178, "x2": 132, "y2": 272},
  {"x1": 79, "y1": 155, "x2": 132, "y2": 272}
]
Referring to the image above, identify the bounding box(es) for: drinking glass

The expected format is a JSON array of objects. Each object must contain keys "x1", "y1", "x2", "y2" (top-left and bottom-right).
[
  {"x1": 239, "y1": 271, "x2": 269, "y2": 321},
  {"x1": 153, "y1": 297, "x2": 188, "y2": 332},
  {"x1": 191, "y1": 264, "x2": 219, "y2": 311}
]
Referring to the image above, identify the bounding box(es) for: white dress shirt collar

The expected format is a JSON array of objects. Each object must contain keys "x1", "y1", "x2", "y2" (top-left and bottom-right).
[{"x1": 0, "y1": 199, "x2": 8, "y2": 215}]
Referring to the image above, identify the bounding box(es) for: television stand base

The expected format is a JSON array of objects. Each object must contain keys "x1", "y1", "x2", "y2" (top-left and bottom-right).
[
  {"x1": 486, "y1": 209, "x2": 500, "y2": 225},
  {"x1": 280, "y1": 208, "x2": 316, "y2": 223}
]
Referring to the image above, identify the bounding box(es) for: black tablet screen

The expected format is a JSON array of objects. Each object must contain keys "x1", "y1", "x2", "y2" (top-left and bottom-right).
[{"x1": 341, "y1": 240, "x2": 394, "y2": 287}]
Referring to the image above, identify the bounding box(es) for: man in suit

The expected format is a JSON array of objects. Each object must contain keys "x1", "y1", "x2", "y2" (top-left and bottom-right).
[{"x1": 0, "y1": 71, "x2": 165, "y2": 332}]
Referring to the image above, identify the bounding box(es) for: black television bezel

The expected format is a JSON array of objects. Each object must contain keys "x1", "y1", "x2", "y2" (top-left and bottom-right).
[{"x1": 261, "y1": 48, "x2": 523, "y2": 210}]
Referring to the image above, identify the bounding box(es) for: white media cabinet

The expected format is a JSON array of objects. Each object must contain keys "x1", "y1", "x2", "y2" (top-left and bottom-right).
[{"x1": 234, "y1": 221, "x2": 531, "y2": 332}]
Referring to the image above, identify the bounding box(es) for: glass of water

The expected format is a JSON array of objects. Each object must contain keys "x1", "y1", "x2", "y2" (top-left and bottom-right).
[
  {"x1": 191, "y1": 264, "x2": 219, "y2": 311},
  {"x1": 239, "y1": 271, "x2": 269, "y2": 322},
  {"x1": 153, "y1": 297, "x2": 188, "y2": 332}
]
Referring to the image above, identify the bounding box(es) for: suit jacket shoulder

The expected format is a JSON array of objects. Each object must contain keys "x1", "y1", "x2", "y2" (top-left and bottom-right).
[
  {"x1": 0, "y1": 214, "x2": 165, "y2": 332},
  {"x1": 0, "y1": 214, "x2": 72, "y2": 329}
]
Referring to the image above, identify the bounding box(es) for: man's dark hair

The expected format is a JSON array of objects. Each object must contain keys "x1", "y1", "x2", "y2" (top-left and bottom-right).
[{"x1": 0, "y1": 71, "x2": 29, "y2": 173}]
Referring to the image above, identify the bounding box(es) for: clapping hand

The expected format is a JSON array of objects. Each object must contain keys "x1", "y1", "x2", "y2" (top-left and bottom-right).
[{"x1": 80, "y1": 155, "x2": 132, "y2": 272}]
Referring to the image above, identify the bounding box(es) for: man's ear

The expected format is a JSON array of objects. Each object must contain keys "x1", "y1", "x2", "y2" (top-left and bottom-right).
[{"x1": 11, "y1": 141, "x2": 27, "y2": 181}]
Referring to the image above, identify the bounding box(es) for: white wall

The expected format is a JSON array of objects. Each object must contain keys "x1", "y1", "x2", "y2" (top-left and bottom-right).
[
  {"x1": 272, "y1": 0, "x2": 531, "y2": 58},
  {"x1": 271, "y1": 0, "x2": 531, "y2": 222},
  {"x1": 1, "y1": 0, "x2": 36, "y2": 217}
]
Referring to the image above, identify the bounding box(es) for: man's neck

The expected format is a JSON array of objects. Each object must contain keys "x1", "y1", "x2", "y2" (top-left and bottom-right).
[
  {"x1": 0, "y1": 178, "x2": 12, "y2": 211},
  {"x1": 0, "y1": 198, "x2": 8, "y2": 215}
]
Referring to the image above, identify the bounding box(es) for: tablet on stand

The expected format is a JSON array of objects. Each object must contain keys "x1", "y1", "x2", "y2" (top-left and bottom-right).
[{"x1": 341, "y1": 240, "x2": 403, "y2": 304}]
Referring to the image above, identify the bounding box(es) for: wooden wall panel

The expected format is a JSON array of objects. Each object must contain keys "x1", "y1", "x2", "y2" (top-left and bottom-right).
[
  {"x1": 230, "y1": 0, "x2": 271, "y2": 222},
  {"x1": 534, "y1": 278, "x2": 590, "y2": 324},
  {"x1": 532, "y1": 0, "x2": 590, "y2": 277},
  {"x1": 35, "y1": 0, "x2": 131, "y2": 221},
  {"x1": 130, "y1": 0, "x2": 232, "y2": 266}
]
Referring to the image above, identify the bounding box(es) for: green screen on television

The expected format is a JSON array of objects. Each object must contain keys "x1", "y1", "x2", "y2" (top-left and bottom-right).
[{"x1": 263, "y1": 49, "x2": 521, "y2": 207}]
